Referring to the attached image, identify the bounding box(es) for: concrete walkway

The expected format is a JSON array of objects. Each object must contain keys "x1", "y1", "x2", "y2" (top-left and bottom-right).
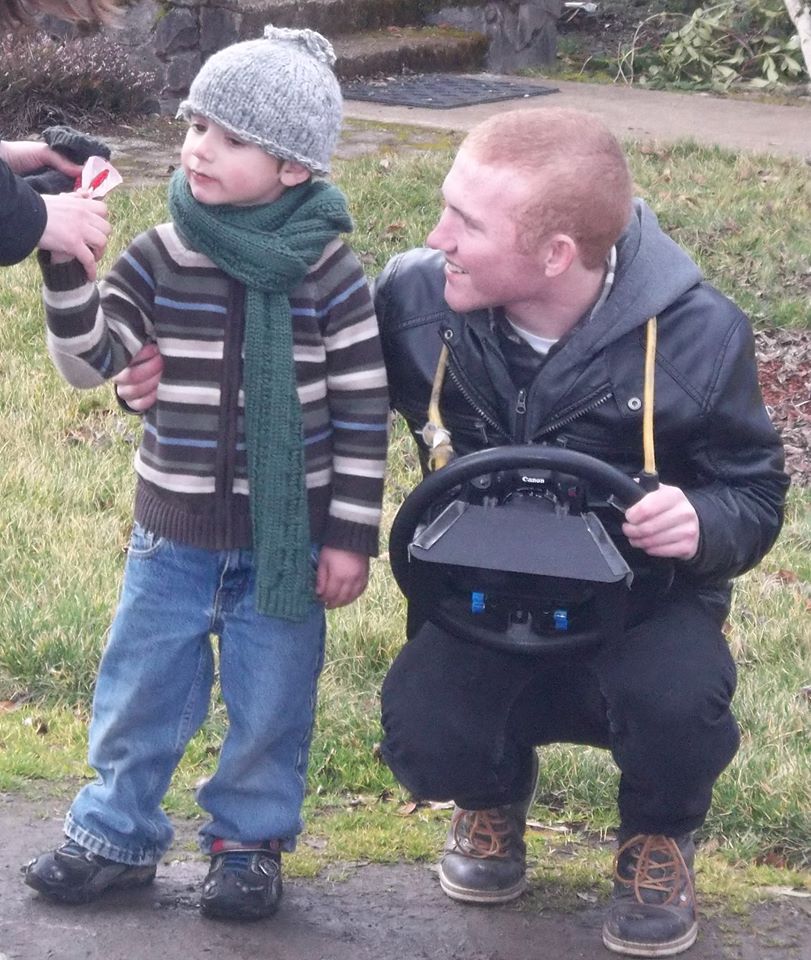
[
  {"x1": 343, "y1": 75, "x2": 811, "y2": 160},
  {"x1": 4, "y1": 798, "x2": 810, "y2": 960},
  {"x1": 105, "y1": 76, "x2": 810, "y2": 188}
]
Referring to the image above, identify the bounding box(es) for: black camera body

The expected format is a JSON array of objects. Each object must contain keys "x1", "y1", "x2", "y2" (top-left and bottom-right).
[{"x1": 405, "y1": 468, "x2": 633, "y2": 654}]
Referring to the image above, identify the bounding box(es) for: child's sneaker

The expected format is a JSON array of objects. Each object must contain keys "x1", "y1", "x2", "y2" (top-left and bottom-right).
[
  {"x1": 22, "y1": 839, "x2": 157, "y2": 903},
  {"x1": 200, "y1": 839, "x2": 282, "y2": 921}
]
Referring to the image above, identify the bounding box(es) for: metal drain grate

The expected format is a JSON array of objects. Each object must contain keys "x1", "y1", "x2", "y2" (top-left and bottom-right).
[{"x1": 342, "y1": 74, "x2": 558, "y2": 109}]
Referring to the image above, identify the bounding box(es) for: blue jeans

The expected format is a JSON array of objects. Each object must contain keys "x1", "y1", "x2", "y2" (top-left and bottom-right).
[{"x1": 66, "y1": 524, "x2": 326, "y2": 866}]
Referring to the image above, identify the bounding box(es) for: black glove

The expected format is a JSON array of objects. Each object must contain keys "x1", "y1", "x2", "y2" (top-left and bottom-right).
[{"x1": 24, "y1": 125, "x2": 112, "y2": 195}]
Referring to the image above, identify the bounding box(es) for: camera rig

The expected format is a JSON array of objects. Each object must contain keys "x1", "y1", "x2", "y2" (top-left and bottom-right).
[{"x1": 389, "y1": 446, "x2": 645, "y2": 654}]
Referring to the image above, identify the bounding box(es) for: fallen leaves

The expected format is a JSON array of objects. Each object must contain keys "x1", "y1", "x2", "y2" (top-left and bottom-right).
[
  {"x1": 759, "y1": 885, "x2": 811, "y2": 899},
  {"x1": 22, "y1": 715, "x2": 49, "y2": 735},
  {"x1": 397, "y1": 799, "x2": 453, "y2": 816},
  {"x1": 755, "y1": 328, "x2": 811, "y2": 487}
]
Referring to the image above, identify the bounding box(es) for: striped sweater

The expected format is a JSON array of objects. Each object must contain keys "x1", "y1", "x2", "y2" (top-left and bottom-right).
[{"x1": 40, "y1": 224, "x2": 389, "y2": 557}]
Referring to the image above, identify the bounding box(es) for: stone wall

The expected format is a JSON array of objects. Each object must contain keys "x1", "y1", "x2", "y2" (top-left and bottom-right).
[
  {"x1": 106, "y1": 0, "x2": 560, "y2": 113},
  {"x1": 108, "y1": 0, "x2": 245, "y2": 114},
  {"x1": 428, "y1": 1, "x2": 561, "y2": 72}
]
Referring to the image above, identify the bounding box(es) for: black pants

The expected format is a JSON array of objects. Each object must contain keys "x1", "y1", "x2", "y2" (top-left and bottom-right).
[{"x1": 381, "y1": 592, "x2": 739, "y2": 837}]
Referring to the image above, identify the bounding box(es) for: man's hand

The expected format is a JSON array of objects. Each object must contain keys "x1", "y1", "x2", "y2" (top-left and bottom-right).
[
  {"x1": 622, "y1": 483, "x2": 700, "y2": 560},
  {"x1": 39, "y1": 192, "x2": 111, "y2": 280},
  {"x1": 113, "y1": 342, "x2": 163, "y2": 411},
  {"x1": 315, "y1": 547, "x2": 370, "y2": 609},
  {"x1": 1, "y1": 140, "x2": 82, "y2": 178}
]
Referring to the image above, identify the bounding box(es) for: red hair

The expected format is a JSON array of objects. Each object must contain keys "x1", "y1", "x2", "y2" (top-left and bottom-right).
[{"x1": 463, "y1": 108, "x2": 633, "y2": 269}]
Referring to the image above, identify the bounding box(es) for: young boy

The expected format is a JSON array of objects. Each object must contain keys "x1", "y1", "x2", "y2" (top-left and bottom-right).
[{"x1": 23, "y1": 26, "x2": 389, "y2": 922}]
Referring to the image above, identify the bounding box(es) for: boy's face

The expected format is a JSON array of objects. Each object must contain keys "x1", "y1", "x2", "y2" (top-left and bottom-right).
[{"x1": 181, "y1": 116, "x2": 304, "y2": 206}]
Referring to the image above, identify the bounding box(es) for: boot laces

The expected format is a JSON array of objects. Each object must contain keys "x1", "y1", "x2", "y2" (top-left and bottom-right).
[
  {"x1": 615, "y1": 834, "x2": 695, "y2": 908},
  {"x1": 452, "y1": 807, "x2": 516, "y2": 859}
]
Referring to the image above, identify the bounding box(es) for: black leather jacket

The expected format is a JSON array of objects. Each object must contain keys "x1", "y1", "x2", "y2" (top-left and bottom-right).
[
  {"x1": 1, "y1": 157, "x2": 47, "y2": 266},
  {"x1": 374, "y1": 201, "x2": 789, "y2": 617}
]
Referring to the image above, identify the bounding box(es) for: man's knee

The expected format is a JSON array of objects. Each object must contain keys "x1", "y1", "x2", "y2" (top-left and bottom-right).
[
  {"x1": 380, "y1": 629, "x2": 519, "y2": 801},
  {"x1": 381, "y1": 662, "x2": 478, "y2": 799}
]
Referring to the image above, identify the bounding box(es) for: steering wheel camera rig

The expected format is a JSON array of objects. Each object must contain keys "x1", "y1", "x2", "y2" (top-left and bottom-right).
[{"x1": 389, "y1": 446, "x2": 645, "y2": 655}]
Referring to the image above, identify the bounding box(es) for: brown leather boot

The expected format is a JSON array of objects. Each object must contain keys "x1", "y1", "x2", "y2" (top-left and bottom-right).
[
  {"x1": 602, "y1": 832, "x2": 698, "y2": 957},
  {"x1": 438, "y1": 751, "x2": 538, "y2": 904}
]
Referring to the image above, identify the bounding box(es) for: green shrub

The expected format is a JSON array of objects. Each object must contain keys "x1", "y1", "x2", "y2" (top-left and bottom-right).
[
  {"x1": 636, "y1": 1, "x2": 805, "y2": 90},
  {"x1": 0, "y1": 31, "x2": 156, "y2": 138}
]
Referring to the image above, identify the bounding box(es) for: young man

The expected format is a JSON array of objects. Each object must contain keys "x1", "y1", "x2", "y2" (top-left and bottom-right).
[
  {"x1": 117, "y1": 108, "x2": 788, "y2": 955},
  {"x1": 374, "y1": 108, "x2": 788, "y2": 957},
  {"x1": 23, "y1": 26, "x2": 388, "y2": 922}
]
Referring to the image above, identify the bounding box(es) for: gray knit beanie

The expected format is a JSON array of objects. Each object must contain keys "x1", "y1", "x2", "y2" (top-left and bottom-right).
[{"x1": 177, "y1": 25, "x2": 342, "y2": 175}]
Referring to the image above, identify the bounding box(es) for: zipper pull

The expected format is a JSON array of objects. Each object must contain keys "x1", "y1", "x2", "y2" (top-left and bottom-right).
[{"x1": 515, "y1": 389, "x2": 529, "y2": 442}]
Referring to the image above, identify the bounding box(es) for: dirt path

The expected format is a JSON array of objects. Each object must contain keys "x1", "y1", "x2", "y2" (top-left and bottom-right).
[
  {"x1": 103, "y1": 74, "x2": 811, "y2": 189},
  {"x1": 2, "y1": 795, "x2": 809, "y2": 960},
  {"x1": 342, "y1": 76, "x2": 811, "y2": 162}
]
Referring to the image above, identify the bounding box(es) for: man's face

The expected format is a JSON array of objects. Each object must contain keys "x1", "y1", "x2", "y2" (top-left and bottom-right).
[{"x1": 426, "y1": 147, "x2": 547, "y2": 317}]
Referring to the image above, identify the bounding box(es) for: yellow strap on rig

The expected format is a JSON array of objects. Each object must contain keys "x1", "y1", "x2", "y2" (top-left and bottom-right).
[
  {"x1": 421, "y1": 344, "x2": 455, "y2": 471},
  {"x1": 421, "y1": 318, "x2": 658, "y2": 482},
  {"x1": 641, "y1": 316, "x2": 659, "y2": 488}
]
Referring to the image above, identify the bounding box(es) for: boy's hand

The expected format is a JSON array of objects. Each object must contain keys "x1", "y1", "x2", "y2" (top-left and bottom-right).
[
  {"x1": 622, "y1": 483, "x2": 700, "y2": 560},
  {"x1": 113, "y1": 342, "x2": 164, "y2": 411},
  {"x1": 315, "y1": 547, "x2": 369, "y2": 609}
]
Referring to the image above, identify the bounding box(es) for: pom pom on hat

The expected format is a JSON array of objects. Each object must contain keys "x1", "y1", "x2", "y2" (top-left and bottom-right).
[
  {"x1": 262, "y1": 24, "x2": 336, "y2": 66},
  {"x1": 178, "y1": 25, "x2": 342, "y2": 176}
]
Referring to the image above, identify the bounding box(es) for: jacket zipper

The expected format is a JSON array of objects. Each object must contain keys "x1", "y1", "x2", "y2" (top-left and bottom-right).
[
  {"x1": 515, "y1": 388, "x2": 528, "y2": 438},
  {"x1": 448, "y1": 350, "x2": 612, "y2": 444},
  {"x1": 442, "y1": 328, "x2": 614, "y2": 445},
  {"x1": 445, "y1": 358, "x2": 511, "y2": 442},
  {"x1": 534, "y1": 390, "x2": 613, "y2": 442}
]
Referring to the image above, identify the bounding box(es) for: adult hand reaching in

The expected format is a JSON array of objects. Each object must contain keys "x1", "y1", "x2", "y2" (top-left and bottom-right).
[
  {"x1": 0, "y1": 139, "x2": 82, "y2": 178},
  {"x1": 39, "y1": 192, "x2": 112, "y2": 280}
]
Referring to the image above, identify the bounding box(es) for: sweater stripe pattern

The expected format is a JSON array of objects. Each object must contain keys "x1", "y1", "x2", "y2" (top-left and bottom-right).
[{"x1": 41, "y1": 224, "x2": 388, "y2": 559}]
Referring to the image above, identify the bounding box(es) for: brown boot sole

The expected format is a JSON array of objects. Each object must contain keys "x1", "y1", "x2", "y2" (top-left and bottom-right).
[{"x1": 438, "y1": 864, "x2": 527, "y2": 904}]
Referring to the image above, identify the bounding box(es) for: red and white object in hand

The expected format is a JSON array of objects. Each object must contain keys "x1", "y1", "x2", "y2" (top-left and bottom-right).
[{"x1": 75, "y1": 155, "x2": 123, "y2": 197}]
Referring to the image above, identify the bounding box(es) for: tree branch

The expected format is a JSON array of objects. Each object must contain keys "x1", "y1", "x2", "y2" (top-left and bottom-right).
[{"x1": 783, "y1": 0, "x2": 811, "y2": 88}]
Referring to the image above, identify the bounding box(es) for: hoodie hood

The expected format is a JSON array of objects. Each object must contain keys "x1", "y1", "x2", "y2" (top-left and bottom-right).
[{"x1": 575, "y1": 198, "x2": 704, "y2": 356}]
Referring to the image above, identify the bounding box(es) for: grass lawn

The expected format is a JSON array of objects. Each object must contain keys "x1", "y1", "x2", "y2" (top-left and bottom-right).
[{"x1": 0, "y1": 138, "x2": 809, "y2": 900}]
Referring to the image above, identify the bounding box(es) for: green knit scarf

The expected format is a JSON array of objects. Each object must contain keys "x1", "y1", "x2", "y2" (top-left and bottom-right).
[{"x1": 168, "y1": 169, "x2": 353, "y2": 621}]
